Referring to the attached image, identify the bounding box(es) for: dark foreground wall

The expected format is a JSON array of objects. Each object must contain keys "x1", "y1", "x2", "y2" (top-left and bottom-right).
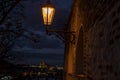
[
  {"x1": 64, "y1": 0, "x2": 120, "y2": 80},
  {"x1": 84, "y1": 1, "x2": 120, "y2": 80}
]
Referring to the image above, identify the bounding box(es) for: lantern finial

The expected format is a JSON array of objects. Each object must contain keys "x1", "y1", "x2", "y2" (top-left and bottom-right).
[{"x1": 47, "y1": 0, "x2": 50, "y2": 3}]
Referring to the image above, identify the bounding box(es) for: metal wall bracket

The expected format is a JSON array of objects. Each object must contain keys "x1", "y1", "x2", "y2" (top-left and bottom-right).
[{"x1": 46, "y1": 27, "x2": 76, "y2": 44}]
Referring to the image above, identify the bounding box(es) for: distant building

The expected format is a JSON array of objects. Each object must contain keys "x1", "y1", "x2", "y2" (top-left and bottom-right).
[
  {"x1": 38, "y1": 61, "x2": 48, "y2": 69},
  {"x1": 57, "y1": 66, "x2": 63, "y2": 70},
  {"x1": 64, "y1": 0, "x2": 120, "y2": 80}
]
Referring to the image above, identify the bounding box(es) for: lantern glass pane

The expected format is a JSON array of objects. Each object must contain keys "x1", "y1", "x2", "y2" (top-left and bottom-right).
[{"x1": 42, "y1": 7, "x2": 55, "y2": 25}]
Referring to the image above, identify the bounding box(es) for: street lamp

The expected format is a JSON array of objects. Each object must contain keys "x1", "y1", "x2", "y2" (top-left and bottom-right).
[
  {"x1": 41, "y1": 0, "x2": 55, "y2": 26},
  {"x1": 41, "y1": 0, "x2": 76, "y2": 44}
]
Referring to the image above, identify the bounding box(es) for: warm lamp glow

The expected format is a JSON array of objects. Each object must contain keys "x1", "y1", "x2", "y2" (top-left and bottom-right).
[{"x1": 42, "y1": 4, "x2": 55, "y2": 26}]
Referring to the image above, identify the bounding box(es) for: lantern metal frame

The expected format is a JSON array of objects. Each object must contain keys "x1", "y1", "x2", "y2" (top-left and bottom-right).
[
  {"x1": 41, "y1": 0, "x2": 55, "y2": 26},
  {"x1": 42, "y1": 0, "x2": 76, "y2": 44}
]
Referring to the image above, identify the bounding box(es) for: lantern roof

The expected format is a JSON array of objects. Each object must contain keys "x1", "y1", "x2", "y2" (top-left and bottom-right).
[
  {"x1": 41, "y1": 0, "x2": 55, "y2": 8},
  {"x1": 42, "y1": 3, "x2": 55, "y2": 8}
]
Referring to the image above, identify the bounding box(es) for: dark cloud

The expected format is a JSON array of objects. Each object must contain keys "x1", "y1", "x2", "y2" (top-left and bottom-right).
[
  {"x1": 10, "y1": 52, "x2": 64, "y2": 65},
  {"x1": 14, "y1": 31, "x2": 64, "y2": 49},
  {"x1": 12, "y1": 47, "x2": 64, "y2": 54}
]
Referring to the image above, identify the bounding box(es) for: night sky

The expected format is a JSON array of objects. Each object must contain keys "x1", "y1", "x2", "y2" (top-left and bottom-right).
[{"x1": 9, "y1": 0, "x2": 73, "y2": 65}]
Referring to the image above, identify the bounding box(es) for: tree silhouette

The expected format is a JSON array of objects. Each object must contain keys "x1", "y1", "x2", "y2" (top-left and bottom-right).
[{"x1": 0, "y1": 0, "x2": 41, "y2": 61}]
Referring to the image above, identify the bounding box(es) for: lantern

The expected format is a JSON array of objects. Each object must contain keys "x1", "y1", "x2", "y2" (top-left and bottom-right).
[{"x1": 41, "y1": 1, "x2": 55, "y2": 26}]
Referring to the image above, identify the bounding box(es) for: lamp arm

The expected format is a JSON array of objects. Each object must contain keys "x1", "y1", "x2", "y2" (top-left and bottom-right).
[
  {"x1": 47, "y1": 29, "x2": 75, "y2": 33},
  {"x1": 46, "y1": 27, "x2": 76, "y2": 44}
]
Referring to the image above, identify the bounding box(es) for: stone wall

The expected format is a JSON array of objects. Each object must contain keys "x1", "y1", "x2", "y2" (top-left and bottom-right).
[{"x1": 84, "y1": 1, "x2": 120, "y2": 80}]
